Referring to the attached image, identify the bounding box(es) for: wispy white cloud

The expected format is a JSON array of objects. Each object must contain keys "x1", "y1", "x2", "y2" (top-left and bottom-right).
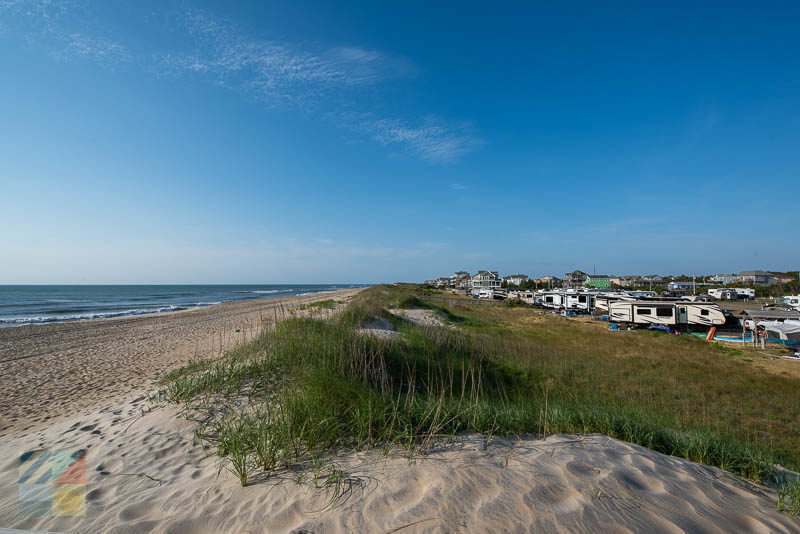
[
  {"x1": 450, "y1": 182, "x2": 469, "y2": 190},
  {"x1": 51, "y1": 32, "x2": 130, "y2": 65},
  {"x1": 1, "y1": 3, "x2": 481, "y2": 164},
  {"x1": 159, "y1": 9, "x2": 412, "y2": 109}
]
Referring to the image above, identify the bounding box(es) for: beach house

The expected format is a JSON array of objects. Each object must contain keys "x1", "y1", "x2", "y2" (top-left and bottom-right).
[
  {"x1": 472, "y1": 271, "x2": 501, "y2": 289},
  {"x1": 536, "y1": 275, "x2": 561, "y2": 288},
  {"x1": 584, "y1": 274, "x2": 611, "y2": 289},
  {"x1": 564, "y1": 270, "x2": 589, "y2": 289},
  {"x1": 502, "y1": 274, "x2": 529, "y2": 286},
  {"x1": 737, "y1": 270, "x2": 776, "y2": 286}
]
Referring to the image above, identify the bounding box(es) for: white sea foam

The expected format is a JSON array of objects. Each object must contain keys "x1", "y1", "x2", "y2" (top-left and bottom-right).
[{"x1": 0, "y1": 304, "x2": 210, "y2": 326}]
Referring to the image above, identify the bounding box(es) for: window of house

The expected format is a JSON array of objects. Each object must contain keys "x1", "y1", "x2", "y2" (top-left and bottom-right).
[
  {"x1": 656, "y1": 308, "x2": 673, "y2": 317},
  {"x1": 636, "y1": 308, "x2": 652, "y2": 315}
]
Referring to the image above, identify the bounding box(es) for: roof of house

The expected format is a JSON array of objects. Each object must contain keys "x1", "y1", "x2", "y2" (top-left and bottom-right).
[
  {"x1": 503, "y1": 274, "x2": 529, "y2": 279},
  {"x1": 475, "y1": 270, "x2": 499, "y2": 276},
  {"x1": 587, "y1": 274, "x2": 610, "y2": 278},
  {"x1": 738, "y1": 270, "x2": 773, "y2": 276}
]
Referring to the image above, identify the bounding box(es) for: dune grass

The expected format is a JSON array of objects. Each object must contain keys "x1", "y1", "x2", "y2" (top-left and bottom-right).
[
  {"x1": 778, "y1": 479, "x2": 800, "y2": 515},
  {"x1": 161, "y1": 285, "x2": 800, "y2": 495}
]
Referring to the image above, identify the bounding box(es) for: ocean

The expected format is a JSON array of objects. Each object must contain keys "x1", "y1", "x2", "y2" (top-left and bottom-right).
[{"x1": 0, "y1": 284, "x2": 366, "y2": 327}]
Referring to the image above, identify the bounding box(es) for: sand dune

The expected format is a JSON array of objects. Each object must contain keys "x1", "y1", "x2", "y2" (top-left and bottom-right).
[
  {"x1": 0, "y1": 289, "x2": 362, "y2": 436},
  {"x1": 2, "y1": 288, "x2": 798, "y2": 533},
  {"x1": 1, "y1": 391, "x2": 798, "y2": 533}
]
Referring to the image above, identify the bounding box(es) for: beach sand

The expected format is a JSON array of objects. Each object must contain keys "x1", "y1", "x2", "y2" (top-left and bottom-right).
[
  {"x1": 1, "y1": 390, "x2": 797, "y2": 533},
  {"x1": 1, "y1": 288, "x2": 798, "y2": 533},
  {"x1": 0, "y1": 288, "x2": 363, "y2": 436}
]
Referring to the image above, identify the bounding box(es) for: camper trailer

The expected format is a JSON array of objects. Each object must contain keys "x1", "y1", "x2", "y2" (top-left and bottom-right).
[
  {"x1": 595, "y1": 293, "x2": 635, "y2": 312},
  {"x1": 776, "y1": 295, "x2": 800, "y2": 311},
  {"x1": 537, "y1": 290, "x2": 595, "y2": 313},
  {"x1": 609, "y1": 301, "x2": 726, "y2": 327}
]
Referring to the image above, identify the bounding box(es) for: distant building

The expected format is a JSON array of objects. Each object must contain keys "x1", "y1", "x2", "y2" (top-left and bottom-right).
[
  {"x1": 617, "y1": 275, "x2": 643, "y2": 288},
  {"x1": 737, "y1": 270, "x2": 776, "y2": 286},
  {"x1": 583, "y1": 274, "x2": 611, "y2": 289},
  {"x1": 774, "y1": 273, "x2": 797, "y2": 285},
  {"x1": 502, "y1": 274, "x2": 529, "y2": 286},
  {"x1": 564, "y1": 270, "x2": 588, "y2": 289},
  {"x1": 536, "y1": 275, "x2": 561, "y2": 288},
  {"x1": 710, "y1": 274, "x2": 738, "y2": 285},
  {"x1": 471, "y1": 270, "x2": 501, "y2": 289},
  {"x1": 450, "y1": 271, "x2": 472, "y2": 288}
]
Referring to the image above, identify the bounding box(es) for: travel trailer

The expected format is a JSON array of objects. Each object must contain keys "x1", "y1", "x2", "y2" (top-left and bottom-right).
[
  {"x1": 708, "y1": 288, "x2": 737, "y2": 300},
  {"x1": 609, "y1": 301, "x2": 727, "y2": 327},
  {"x1": 595, "y1": 293, "x2": 635, "y2": 312},
  {"x1": 776, "y1": 295, "x2": 800, "y2": 311},
  {"x1": 734, "y1": 288, "x2": 756, "y2": 299},
  {"x1": 537, "y1": 290, "x2": 595, "y2": 313},
  {"x1": 708, "y1": 288, "x2": 755, "y2": 300}
]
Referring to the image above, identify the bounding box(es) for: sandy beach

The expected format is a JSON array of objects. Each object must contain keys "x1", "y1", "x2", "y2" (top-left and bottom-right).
[
  {"x1": 1, "y1": 287, "x2": 798, "y2": 533},
  {"x1": 1, "y1": 391, "x2": 797, "y2": 533},
  {"x1": 0, "y1": 288, "x2": 363, "y2": 436}
]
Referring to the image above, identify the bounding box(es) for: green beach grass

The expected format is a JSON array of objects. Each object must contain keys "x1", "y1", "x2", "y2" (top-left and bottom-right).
[{"x1": 159, "y1": 285, "x2": 800, "y2": 512}]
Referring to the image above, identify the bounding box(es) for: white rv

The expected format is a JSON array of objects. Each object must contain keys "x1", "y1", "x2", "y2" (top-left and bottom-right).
[
  {"x1": 734, "y1": 288, "x2": 756, "y2": 299},
  {"x1": 537, "y1": 290, "x2": 595, "y2": 312},
  {"x1": 595, "y1": 293, "x2": 635, "y2": 312},
  {"x1": 776, "y1": 295, "x2": 800, "y2": 311},
  {"x1": 609, "y1": 301, "x2": 726, "y2": 327}
]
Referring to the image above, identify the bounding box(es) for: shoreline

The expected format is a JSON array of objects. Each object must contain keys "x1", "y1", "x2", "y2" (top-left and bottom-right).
[
  {"x1": 0, "y1": 285, "x2": 369, "y2": 330},
  {"x1": 0, "y1": 288, "x2": 365, "y2": 436}
]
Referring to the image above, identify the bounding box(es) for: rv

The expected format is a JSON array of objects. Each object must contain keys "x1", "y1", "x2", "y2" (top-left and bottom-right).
[
  {"x1": 776, "y1": 295, "x2": 800, "y2": 311},
  {"x1": 537, "y1": 290, "x2": 595, "y2": 313},
  {"x1": 609, "y1": 301, "x2": 726, "y2": 327},
  {"x1": 595, "y1": 293, "x2": 635, "y2": 312}
]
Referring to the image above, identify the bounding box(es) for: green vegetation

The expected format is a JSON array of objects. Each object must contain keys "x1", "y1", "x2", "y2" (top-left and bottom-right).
[
  {"x1": 161, "y1": 285, "x2": 800, "y2": 501},
  {"x1": 778, "y1": 479, "x2": 800, "y2": 515},
  {"x1": 501, "y1": 298, "x2": 529, "y2": 308}
]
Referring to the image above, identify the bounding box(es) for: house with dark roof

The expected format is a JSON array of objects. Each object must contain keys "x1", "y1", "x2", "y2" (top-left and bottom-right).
[
  {"x1": 737, "y1": 270, "x2": 776, "y2": 286},
  {"x1": 563, "y1": 270, "x2": 588, "y2": 289}
]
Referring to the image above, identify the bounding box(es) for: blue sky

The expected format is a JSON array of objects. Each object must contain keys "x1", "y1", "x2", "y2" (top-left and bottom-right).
[{"x1": 1, "y1": 1, "x2": 798, "y2": 284}]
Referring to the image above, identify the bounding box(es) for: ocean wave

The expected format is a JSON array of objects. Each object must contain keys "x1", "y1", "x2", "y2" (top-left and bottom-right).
[{"x1": 0, "y1": 305, "x2": 190, "y2": 326}]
